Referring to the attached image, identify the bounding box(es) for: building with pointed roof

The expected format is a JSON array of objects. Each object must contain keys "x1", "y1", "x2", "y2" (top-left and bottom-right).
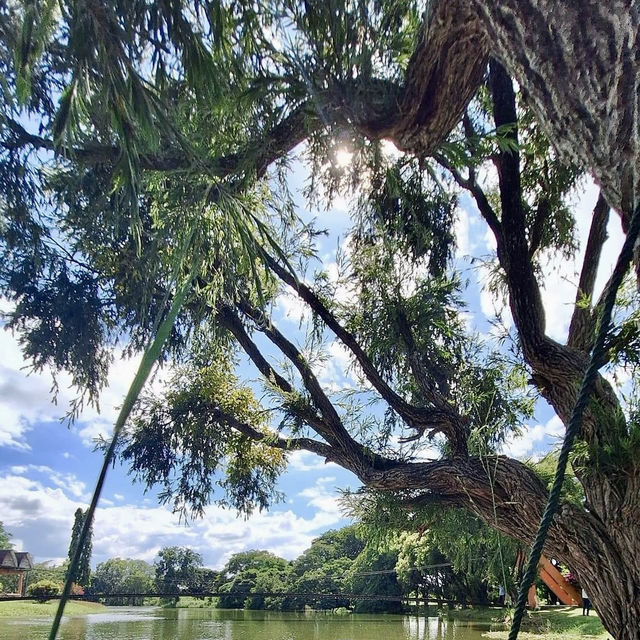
[{"x1": 0, "y1": 550, "x2": 34, "y2": 595}]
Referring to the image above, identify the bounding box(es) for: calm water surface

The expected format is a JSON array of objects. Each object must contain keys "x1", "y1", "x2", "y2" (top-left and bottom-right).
[{"x1": 1, "y1": 607, "x2": 500, "y2": 640}]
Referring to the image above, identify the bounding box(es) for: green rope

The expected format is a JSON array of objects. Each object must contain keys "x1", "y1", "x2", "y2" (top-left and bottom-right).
[
  {"x1": 47, "y1": 262, "x2": 199, "y2": 640},
  {"x1": 507, "y1": 201, "x2": 640, "y2": 640}
]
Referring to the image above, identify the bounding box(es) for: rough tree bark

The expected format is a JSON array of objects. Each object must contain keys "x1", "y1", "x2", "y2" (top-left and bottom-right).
[{"x1": 393, "y1": 1, "x2": 640, "y2": 218}]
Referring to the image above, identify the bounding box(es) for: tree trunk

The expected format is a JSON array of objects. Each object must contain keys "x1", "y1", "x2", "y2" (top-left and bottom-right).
[
  {"x1": 356, "y1": 450, "x2": 640, "y2": 640},
  {"x1": 390, "y1": 1, "x2": 638, "y2": 214},
  {"x1": 472, "y1": 0, "x2": 640, "y2": 216}
]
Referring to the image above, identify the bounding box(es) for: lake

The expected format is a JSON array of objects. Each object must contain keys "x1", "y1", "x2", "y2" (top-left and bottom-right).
[{"x1": 0, "y1": 607, "x2": 501, "y2": 640}]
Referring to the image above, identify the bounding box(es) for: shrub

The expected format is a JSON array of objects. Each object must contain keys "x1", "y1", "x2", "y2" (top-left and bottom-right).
[{"x1": 27, "y1": 579, "x2": 61, "y2": 602}]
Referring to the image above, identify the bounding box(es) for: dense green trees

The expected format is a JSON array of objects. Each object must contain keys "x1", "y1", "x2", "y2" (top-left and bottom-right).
[
  {"x1": 91, "y1": 558, "x2": 155, "y2": 605},
  {"x1": 0, "y1": 522, "x2": 14, "y2": 592},
  {"x1": 154, "y1": 546, "x2": 205, "y2": 603},
  {"x1": 25, "y1": 562, "x2": 68, "y2": 590},
  {"x1": 288, "y1": 527, "x2": 365, "y2": 610},
  {"x1": 346, "y1": 547, "x2": 403, "y2": 614},
  {"x1": 212, "y1": 524, "x2": 503, "y2": 612},
  {"x1": 1, "y1": 2, "x2": 639, "y2": 637},
  {"x1": 217, "y1": 550, "x2": 290, "y2": 609},
  {"x1": 26, "y1": 579, "x2": 61, "y2": 602},
  {"x1": 28, "y1": 523, "x2": 536, "y2": 610}
]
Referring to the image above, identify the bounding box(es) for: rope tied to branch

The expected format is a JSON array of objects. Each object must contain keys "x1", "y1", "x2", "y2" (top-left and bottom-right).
[{"x1": 508, "y1": 200, "x2": 640, "y2": 640}]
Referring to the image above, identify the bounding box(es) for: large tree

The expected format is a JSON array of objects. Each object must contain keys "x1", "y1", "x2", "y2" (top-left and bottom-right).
[
  {"x1": 91, "y1": 557, "x2": 155, "y2": 606},
  {"x1": 1, "y1": 2, "x2": 639, "y2": 638},
  {"x1": 154, "y1": 546, "x2": 204, "y2": 598}
]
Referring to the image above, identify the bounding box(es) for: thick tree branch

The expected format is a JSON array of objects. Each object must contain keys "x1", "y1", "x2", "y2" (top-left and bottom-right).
[
  {"x1": 359, "y1": 454, "x2": 590, "y2": 560},
  {"x1": 3, "y1": 105, "x2": 313, "y2": 184},
  {"x1": 471, "y1": 1, "x2": 640, "y2": 217},
  {"x1": 489, "y1": 60, "x2": 546, "y2": 351},
  {"x1": 483, "y1": 63, "x2": 628, "y2": 525},
  {"x1": 373, "y1": 1, "x2": 489, "y2": 155},
  {"x1": 3, "y1": 105, "x2": 314, "y2": 180},
  {"x1": 392, "y1": 306, "x2": 469, "y2": 456},
  {"x1": 217, "y1": 306, "x2": 294, "y2": 394},
  {"x1": 263, "y1": 252, "x2": 466, "y2": 444},
  {"x1": 216, "y1": 305, "x2": 330, "y2": 437},
  {"x1": 214, "y1": 306, "x2": 396, "y2": 473},
  {"x1": 206, "y1": 404, "x2": 334, "y2": 460},
  {"x1": 568, "y1": 193, "x2": 610, "y2": 351},
  {"x1": 527, "y1": 198, "x2": 551, "y2": 258},
  {"x1": 235, "y1": 298, "x2": 371, "y2": 462},
  {"x1": 3, "y1": 2, "x2": 492, "y2": 188}
]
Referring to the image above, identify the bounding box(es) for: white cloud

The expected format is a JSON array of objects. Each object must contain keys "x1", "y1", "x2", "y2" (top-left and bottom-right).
[
  {"x1": 476, "y1": 261, "x2": 513, "y2": 331},
  {"x1": 0, "y1": 469, "x2": 348, "y2": 570},
  {"x1": 9, "y1": 464, "x2": 88, "y2": 500},
  {"x1": 0, "y1": 326, "x2": 68, "y2": 450},
  {"x1": 501, "y1": 415, "x2": 564, "y2": 460},
  {"x1": 464, "y1": 177, "x2": 628, "y2": 346},
  {"x1": 537, "y1": 182, "x2": 625, "y2": 342},
  {"x1": 0, "y1": 315, "x2": 154, "y2": 451},
  {"x1": 75, "y1": 419, "x2": 114, "y2": 448},
  {"x1": 0, "y1": 414, "x2": 31, "y2": 451},
  {"x1": 314, "y1": 340, "x2": 356, "y2": 391},
  {"x1": 298, "y1": 476, "x2": 342, "y2": 517},
  {"x1": 454, "y1": 207, "x2": 470, "y2": 258},
  {"x1": 276, "y1": 290, "x2": 310, "y2": 324},
  {"x1": 287, "y1": 450, "x2": 338, "y2": 472}
]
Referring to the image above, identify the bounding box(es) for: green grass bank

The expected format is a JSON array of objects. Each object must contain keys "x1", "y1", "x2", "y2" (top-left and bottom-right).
[
  {"x1": 480, "y1": 606, "x2": 609, "y2": 640},
  {"x1": 0, "y1": 599, "x2": 106, "y2": 618}
]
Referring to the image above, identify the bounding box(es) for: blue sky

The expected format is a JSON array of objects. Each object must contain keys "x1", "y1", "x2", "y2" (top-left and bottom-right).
[{"x1": 0, "y1": 154, "x2": 626, "y2": 571}]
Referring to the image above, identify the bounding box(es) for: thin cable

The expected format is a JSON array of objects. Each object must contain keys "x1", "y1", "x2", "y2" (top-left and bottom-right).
[{"x1": 507, "y1": 200, "x2": 640, "y2": 640}]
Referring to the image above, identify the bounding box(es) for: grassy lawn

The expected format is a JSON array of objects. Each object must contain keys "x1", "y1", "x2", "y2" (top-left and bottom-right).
[
  {"x1": 0, "y1": 599, "x2": 106, "y2": 618},
  {"x1": 174, "y1": 596, "x2": 217, "y2": 608},
  {"x1": 481, "y1": 606, "x2": 611, "y2": 640}
]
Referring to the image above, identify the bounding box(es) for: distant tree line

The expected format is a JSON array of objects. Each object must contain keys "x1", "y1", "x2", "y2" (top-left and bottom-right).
[
  {"x1": 3, "y1": 515, "x2": 525, "y2": 610},
  {"x1": 80, "y1": 520, "x2": 523, "y2": 611},
  {"x1": 3, "y1": 514, "x2": 532, "y2": 610}
]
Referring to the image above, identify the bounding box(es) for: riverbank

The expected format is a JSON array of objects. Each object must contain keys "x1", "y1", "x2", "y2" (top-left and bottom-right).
[
  {"x1": 0, "y1": 600, "x2": 106, "y2": 617},
  {"x1": 479, "y1": 606, "x2": 609, "y2": 640}
]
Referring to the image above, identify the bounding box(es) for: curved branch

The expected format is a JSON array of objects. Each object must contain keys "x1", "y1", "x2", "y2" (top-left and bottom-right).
[
  {"x1": 263, "y1": 252, "x2": 464, "y2": 440},
  {"x1": 359, "y1": 454, "x2": 589, "y2": 558},
  {"x1": 5, "y1": 2, "x2": 491, "y2": 187},
  {"x1": 217, "y1": 306, "x2": 294, "y2": 394},
  {"x1": 235, "y1": 298, "x2": 358, "y2": 450},
  {"x1": 371, "y1": 1, "x2": 489, "y2": 155},
  {"x1": 433, "y1": 152, "x2": 502, "y2": 238},
  {"x1": 206, "y1": 404, "x2": 334, "y2": 460},
  {"x1": 216, "y1": 305, "x2": 330, "y2": 437},
  {"x1": 568, "y1": 193, "x2": 610, "y2": 351},
  {"x1": 3, "y1": 105, "x2": 314, "y2": 180}
]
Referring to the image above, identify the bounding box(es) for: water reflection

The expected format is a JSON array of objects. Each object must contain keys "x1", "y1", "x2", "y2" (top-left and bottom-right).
[{"x1": 1, "y1": 607, "x2": 499, "y2": 640}]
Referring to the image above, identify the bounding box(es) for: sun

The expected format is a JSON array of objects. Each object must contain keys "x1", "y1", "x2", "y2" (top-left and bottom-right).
[{"x1": 334, "y1": 148, "x2": 353, "y2": 168}]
